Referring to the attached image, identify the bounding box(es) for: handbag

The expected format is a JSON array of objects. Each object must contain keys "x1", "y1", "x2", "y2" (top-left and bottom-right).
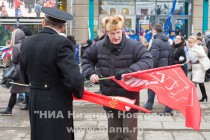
[
  {"x1": 199, "y1": 56, "x2": 210, "y2": 71},
  {"x1": 3, "y1": 65, "x2": 20, "y2": 80}
]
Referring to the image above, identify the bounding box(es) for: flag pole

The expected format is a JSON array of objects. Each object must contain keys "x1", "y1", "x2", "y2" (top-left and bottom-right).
[
  {"x1": 98, "y1": 77, "x2": 110, "y2": 80},
  {"x1": 84, "y1": 77, "x2": 110, "y2": 85},
  {"x1": 164, "y1": 0, "x2": 176, "y2": 35},
  {"x1": 10, "y1": 82, "x2": 29, "y2": 87},
  {"x1": 85, "y1": 64, "x2": 185, "y2": 83},
  {"x1": 12, "y1": 65, "x2": 185, "y2": 86}
]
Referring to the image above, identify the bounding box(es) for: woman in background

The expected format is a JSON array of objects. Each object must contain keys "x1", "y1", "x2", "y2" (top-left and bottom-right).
[
  {"x1": 139, "y1": 31, "x2": 149, "y2": 49},
  {"x1": 0, "y1": 29, "x2": 29, "y2": 115},
  {"x1": 169, "y1": 35, "x2": 186, "y2": 72},
  {"x1": 187, "y1": 36, "x2": 208, "y2": 102}
]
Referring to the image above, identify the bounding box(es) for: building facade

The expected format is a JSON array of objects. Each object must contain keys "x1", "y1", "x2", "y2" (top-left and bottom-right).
[
  {"x1": 0, "y1": 0, "x2": 209, "y2": 45},
  {"x1": 72, "y1": 0, "x2": 209, "y2": 42}
]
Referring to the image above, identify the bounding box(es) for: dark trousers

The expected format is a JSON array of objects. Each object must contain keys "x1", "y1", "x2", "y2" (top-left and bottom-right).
[
  {"x1": 107, "y1": 111, "x2": 138, "y2": 140},
  {"x1": 8, "y1": 93, "x2": 17, "y2": 110},
  {"x1": 7, "y1": 93, "x2": 29, "y2": 111},
  {"x1": 182, "y1": 64, "x2": 188, "y2": 76},
  {"x1": 206, "y1": 69, "x2": 210, "y2": 81},
  {"x1": 36, "y1": 12, "x2": 40, "y2": 17},
  {"x1": 198, "y1": 83, "x2": 207, "y2": 98},
  {"x1": 9, "y1": 0, "x2": 13, "y2": 8},
  {"x1": 15, "y1": 9, "x2": 18, "y2": 17}
]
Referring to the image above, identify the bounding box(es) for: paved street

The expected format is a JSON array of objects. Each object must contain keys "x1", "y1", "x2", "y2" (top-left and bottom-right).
[{"x1": 0, "y1": 69, "x2": 210, "y2": 140}]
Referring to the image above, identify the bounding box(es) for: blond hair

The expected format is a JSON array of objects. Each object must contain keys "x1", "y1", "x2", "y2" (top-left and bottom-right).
[
  {"x1": 10, "y1": 29, "x2": 22, "y2": 47},
  {"x1": 188, "y1": 36, "x2": 197, "y2": 44}
]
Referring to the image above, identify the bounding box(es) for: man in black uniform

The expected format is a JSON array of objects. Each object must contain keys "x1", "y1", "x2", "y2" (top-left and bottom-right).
[{"x1": 20, "y1": 7, "x2": 84, "y2": 140}]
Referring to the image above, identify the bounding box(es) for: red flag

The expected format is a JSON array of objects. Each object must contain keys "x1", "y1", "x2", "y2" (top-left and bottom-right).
[
  {"x1": 74, "y1": 90, "x2": 151, "y2": 113},
  {"x1": 110, "y1": 64, "x2": 201, "y2": 130}
]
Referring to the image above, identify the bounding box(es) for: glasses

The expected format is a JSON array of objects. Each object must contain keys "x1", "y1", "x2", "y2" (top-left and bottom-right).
[{"x1": 175, "y1": 38, "x2": 181, "y2": 40}]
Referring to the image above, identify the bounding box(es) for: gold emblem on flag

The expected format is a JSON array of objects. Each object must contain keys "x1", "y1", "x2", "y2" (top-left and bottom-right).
[{"x1": 109, "y1": 98, "x2": 118, "y2": 108}]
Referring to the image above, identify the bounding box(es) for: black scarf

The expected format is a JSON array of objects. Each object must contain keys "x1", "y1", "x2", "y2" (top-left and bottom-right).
[
  {"x1": 103, "y1": 33, "x2": 126, "y2": 55},
  {"x1": 174, "y1": 43, "x2": 181, "y2": 48}
]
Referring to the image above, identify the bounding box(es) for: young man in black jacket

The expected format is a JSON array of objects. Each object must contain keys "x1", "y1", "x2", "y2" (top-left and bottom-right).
[{"x1": 144, "y1": 24, "x2": 172, "y2": 115}]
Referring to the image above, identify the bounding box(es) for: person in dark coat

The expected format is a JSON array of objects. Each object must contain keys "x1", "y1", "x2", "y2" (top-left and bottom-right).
[
  {"x1": 144, "y1": 24, "x2": 171, "y2": 114},
  {"x1": 0, "y1": 29, "x2": 30, "y2": 115},
  {"x1": 205, "y1": 31, "x2": 210, "y2": 58},
  {"x1": 19, "y1": 7, "x2": 84, "y2": 140},
  {"x1": 169, "y1": 35, "x2": 186, "y2": 68},
  {"x1": 66, "y1": 35, "x2": 79, "y2": 64},
  {"x1": 82, "y1": 15, "x2": 153, "y2": 140},
  {"x1": 94, "y1": 27, "x2": 106, "y2": 93},
  {"x1": 17, "y1": 24, "x2": 33, "y2": 37},
  {"x1": 205, "y1": 31, "x2": 210, "y2": 81},
  {"x1": 17, "y1": 24, "x2": 33, "y2": 109},
  {"x1": 80, "y1": 39, "x2": 92, "y2": 57}
]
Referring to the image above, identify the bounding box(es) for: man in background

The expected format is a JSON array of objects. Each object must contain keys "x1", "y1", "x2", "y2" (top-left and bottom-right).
[{"x1": 144, "y1": 24, "x2": 171, "y2": 115}]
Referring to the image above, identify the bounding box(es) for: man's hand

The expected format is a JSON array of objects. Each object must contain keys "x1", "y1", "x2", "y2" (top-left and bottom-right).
[
  {"x1": 90, "y1": 74, "x2": 99, "y2": 84},
  {"x1": 115, "y1": 69, "x2": 129, "y2": 80}
]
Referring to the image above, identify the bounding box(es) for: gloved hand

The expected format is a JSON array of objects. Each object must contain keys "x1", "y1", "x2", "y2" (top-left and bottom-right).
[{"x1": 115, "y1": 69, "x2": 130, "y2": 80}]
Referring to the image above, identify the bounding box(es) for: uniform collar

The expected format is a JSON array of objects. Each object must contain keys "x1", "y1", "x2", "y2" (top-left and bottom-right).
[{"x1": 39, "y1": 27, "x2": 59, "y2": 34}]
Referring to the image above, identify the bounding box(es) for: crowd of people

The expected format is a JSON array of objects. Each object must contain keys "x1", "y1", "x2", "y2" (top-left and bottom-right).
[
  {"x1": 0, "y1": 0, "x2": 55, "y2": 17},
  {"x1": 0, "y1": 7, "x2": 210, "y2": 140}
]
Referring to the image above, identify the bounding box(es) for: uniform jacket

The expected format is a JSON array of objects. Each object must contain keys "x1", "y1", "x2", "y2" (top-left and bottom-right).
[
  {"x1": 150, "y1": 33, "x2": 170, "y2": 68},
  {"x1": 10, "y1": 29, "x2": 29, "y2": 93},
  {"x1": 20, "y1": 27, "x2": 84, "y2": 140},
  {"x1": 82, "y1": 33, "x2": 153, "y2": 112}
]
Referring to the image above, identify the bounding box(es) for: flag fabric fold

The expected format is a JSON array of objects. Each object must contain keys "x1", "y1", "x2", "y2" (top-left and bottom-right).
[
  {"x1": 74, "y1": 90, "x2": 151, "y2": 113},
  {"x1": 109, "y1": 64, "x2": 201, "y2": 130}
]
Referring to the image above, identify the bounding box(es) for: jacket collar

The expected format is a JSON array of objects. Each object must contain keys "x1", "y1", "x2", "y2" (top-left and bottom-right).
[
  {"x1": 103, "y1": 33, "x2": 127, "y2": 55},
  {"x1": 39, "y1": 27, "x2": 59, "y2": 34}
]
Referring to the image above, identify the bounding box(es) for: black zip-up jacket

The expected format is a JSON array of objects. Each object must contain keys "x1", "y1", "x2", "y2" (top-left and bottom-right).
[
  {"x1": 150, "y1": 33, "x2": 170, "y2": 68},
  {"x1": 82, "y1": 33, "x2": 153, "y2": 112}
]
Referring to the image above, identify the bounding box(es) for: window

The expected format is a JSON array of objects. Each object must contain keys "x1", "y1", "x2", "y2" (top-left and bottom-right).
[
  {"x1": 135, "y1": 0, "x2": 191, "y2": 16},
  {"x1": 0, "y1": 23, "x2": 41, "y2": 46},
  {"x1": 100, "y1": 0, "x2": 135, "y2": 15},
  {"x1": 136, "y1": 1, "x2": 156, "y2": 15},
  {"x1": 156, "y1": 1, "x2": 190, "y2": 15},
  {"x1": 99, "y1": 0, "x2": 192, "y2": 35}
]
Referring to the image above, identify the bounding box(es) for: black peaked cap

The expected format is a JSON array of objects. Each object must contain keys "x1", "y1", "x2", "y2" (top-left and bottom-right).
[{"x1": 41, "y1": 7, "x2": 73, "y2": 23}]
